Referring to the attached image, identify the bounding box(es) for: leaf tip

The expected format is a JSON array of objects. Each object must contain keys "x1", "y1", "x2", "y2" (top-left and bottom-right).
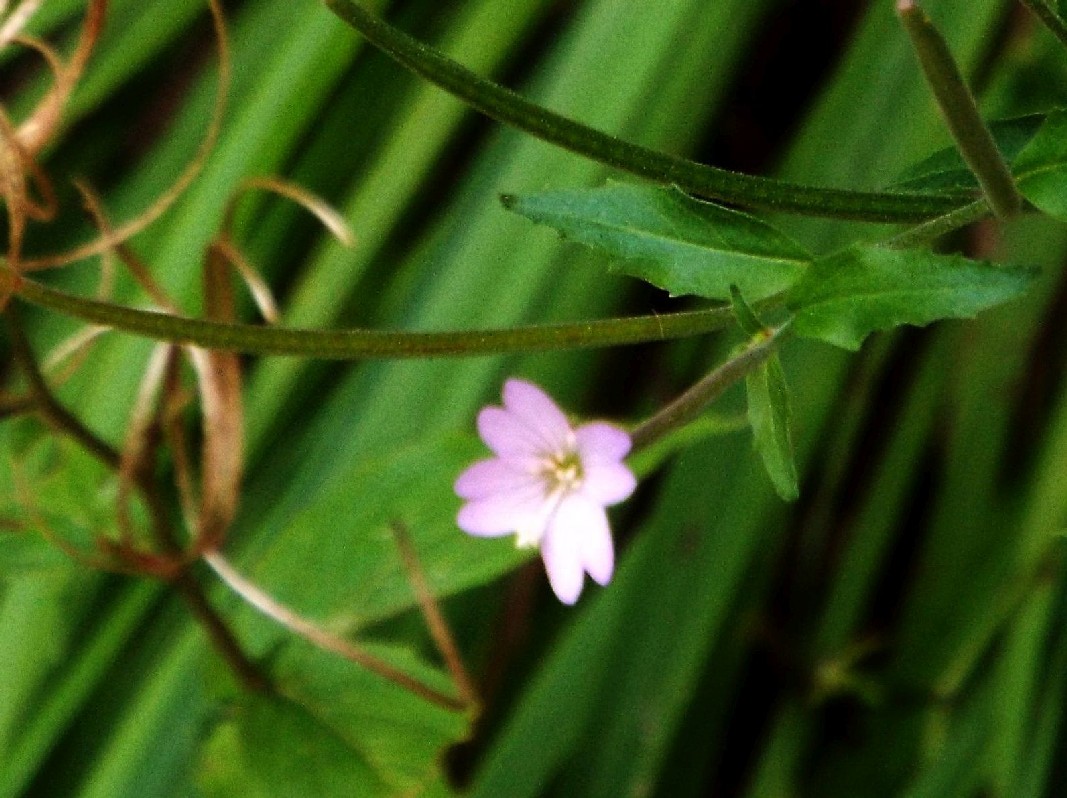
[{"x1": 777, "y1": 483, "x2": 800, "y2": 502}]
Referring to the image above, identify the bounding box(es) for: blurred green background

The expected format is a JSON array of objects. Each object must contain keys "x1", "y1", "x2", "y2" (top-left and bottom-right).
[{"x1": 4, "y1": 0, "x2": 1067, "y2": 795}]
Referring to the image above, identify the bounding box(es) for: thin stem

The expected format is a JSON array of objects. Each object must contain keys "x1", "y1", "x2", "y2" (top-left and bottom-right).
[
  {"x1": 4, "y1": 305, "x2": 120, "y2": 468},
  {"x1": 136, "y1": 431, "x2": 271, "y2": 693},
  {"x1": 882, "y1": 198, "x2": 990, "y2": 249},
  {"x1": 171, "y1": 570, "x2": 272, "y2": 693},
  {"x1": 897, "y1": 1, "x2": 1021, "y2": 218},
  {"x1": 0, "y1": 392, "x2": 36, "y2": 418},
  {"x1": 10, "y1": 272, "x2": 761, "y2": 359},
  {"x1": 321, "y1": 0, "x2": 964, "y2": 223},
  {"x1": 630, "y1": 325, "x2": 788, "y2": 451},
  {"x1": 391, "y1": 521, "x2": 479, "y2": 709},
  {"x1": 1019, "y1": 0, "x2": 1067, "y2": 50},
  {"x1": 204, "y1": 551, "x2": 466, "y2": 712}
]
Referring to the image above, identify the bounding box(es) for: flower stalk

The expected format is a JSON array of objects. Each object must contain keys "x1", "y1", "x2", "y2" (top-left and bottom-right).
[{"x1": 629, "y1": 324, "x2": 790, "y2": 451}]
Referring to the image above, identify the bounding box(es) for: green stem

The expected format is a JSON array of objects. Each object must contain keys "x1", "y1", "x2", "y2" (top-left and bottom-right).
[
  {"x1": 1018, "y1": 0, "x2": 1067, "y2": 51},
  {"x1": 322, "y1": 0, "x2": 964, "y2": 223},
  {"x1": 897, "y1": 1, "x2": 1021, "y2": 218},
  {"x1": 630, "y1": 324, "x2": 788, "y2": 450},
  {"x1": 11, "y1": 272, "x2": 762, "y2": 358},
  {"x1": 883, "y1": 199, "x2": 990, "y2": 249}
]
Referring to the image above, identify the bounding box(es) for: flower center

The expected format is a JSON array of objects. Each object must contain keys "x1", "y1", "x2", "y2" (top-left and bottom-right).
[{"x1": 543, "y1": 450, "x2": 583, "y2": 493}]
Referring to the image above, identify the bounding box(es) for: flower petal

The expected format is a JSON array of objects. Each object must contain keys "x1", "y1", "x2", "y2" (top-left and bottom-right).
[
  {"x1": 579, "y1": 510, "x2": 614, "y2": 586},
  {"x1": 541, "y1": 521, "x2": 585, "y2": 605},
  {"x1": 455, "y1": 457, "x2": 539, "y2": 500},
  {"x1": 457, "y1": 486, "x2": 548, "y2": 537},
  {"x1": 478, "y1": 406, "x2": 551, "y2": 462},
  {"x1": 575, "y1": 422, "x2": 631, "y2": 464},
  {"x1": 542, "y1": 495, "x2": 613, "y2": 603},
  {"x1": 503, "y1": 379, "x2": 573, "y2": 453},
  {"x1": 581, "y1": 461, "x2": 637, "y2": 506}
]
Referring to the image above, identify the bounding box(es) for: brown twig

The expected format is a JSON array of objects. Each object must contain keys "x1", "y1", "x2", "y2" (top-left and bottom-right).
[
  {"x1": 0, "y1": 391, "x2": 35, "y2": 418},
  {"x1": 5, "y1": 304, "x2": 120, "y2": 469},
  {"x1": 391, "y1": 520, "x2": 479, "y2": 710},
  {"x1": 140, "y1": 485, "x2": 270, "y2": 693}
]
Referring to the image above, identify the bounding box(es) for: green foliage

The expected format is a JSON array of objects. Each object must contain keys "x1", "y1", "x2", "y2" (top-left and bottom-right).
[
  {"x1": 0, "y1": 421, "x2": 115, "y2": 575},
  {"x1": 745, "y1": 355, "x2": 799, "y2": 501},
  {"x1": 243, "y1": 434, "x2": 531, "y2": 640},
  {"x1": 893, "y1": 113, "x2": 1046, "y2": 193},
  {"x1": 199, "y1": 643, "x2": 467, "y2": 797},
  {"x1": 730, "y1": 287, "x2": 799, "y2": 500},
  {"x1": 503, "y1": 183, "x2": 811, "y2": 300},
  {"x1": 787, "y1": 246, "x2": 1037, "y2": 350},
  {"x1": 1014, "y1": 108, "x2": 1067, "y2": 218},
  {"x1": 6, "y1": 0, "x2": 1067, "y2": 797}
]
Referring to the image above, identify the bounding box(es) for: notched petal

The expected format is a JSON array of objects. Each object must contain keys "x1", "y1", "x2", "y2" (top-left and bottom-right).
[
  {"x1": 581, "y1": 516, "x2": 614, "y2": 586},
  {"x1": 541, "y1": 525, "x2": 585, "y2": 605},
  {"x1": 545, "y1": 495, "x2": 615, "y2": 600}
]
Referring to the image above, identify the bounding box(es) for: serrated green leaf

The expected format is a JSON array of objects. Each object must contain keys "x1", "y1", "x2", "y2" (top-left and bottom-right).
[
  {"x1": 746, "y1": 354, "x2": 799, "y2": 501},
  {"x1": 1014, "y1": 108, "x2": 1067, "y2": 218},
  {"x1": 787, "y1": 247, "x2": 1036, "y2": 350},
  {"x1": 892, "y1": 114, "x2": 1045, "y2": 194},
  {"x1": 503, "y1": 183, "x2": 811, "y2": 300},
  {"x1": 198, "y1": 642, "x2": 466, "y2": 798}
]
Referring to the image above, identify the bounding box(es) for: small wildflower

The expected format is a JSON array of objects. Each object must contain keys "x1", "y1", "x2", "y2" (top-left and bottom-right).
[{"x1": 455, "y1": 379, "x2": 636, "y2": 604}]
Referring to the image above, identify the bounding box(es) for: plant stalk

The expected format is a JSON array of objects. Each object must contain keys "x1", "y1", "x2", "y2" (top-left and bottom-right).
[
  {"x1": 897, "y1": 0, "x2": 1021, "y2": 218},
  {"x1": 322, "y1": 0, "x2": 964, "y2": 223}
]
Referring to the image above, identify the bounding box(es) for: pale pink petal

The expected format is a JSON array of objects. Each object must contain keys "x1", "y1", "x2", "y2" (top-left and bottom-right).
[
  {"x1": 457, "y1": 486, "x2": 548, "y2": 537},
  {"x1": 502, "y1": 379, "x2": 572, "y2": 453},
  {"x1": 540, "y1": 522, "x2": 585, "y2": 605},
  {"x1": 477, "y1": 406, "x2": 546, "y2": 461},
  {"x1": 455, "y1": 458, "x2": 539, "y2": 500},
  {"x1": 575, "y1": 422, "x2": 631, "y2": 464},
  {"x1": 581, "y1": 461, "x2": 637, "y2": 506}
]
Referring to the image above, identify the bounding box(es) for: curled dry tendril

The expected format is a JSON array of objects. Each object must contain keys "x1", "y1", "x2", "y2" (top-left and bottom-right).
[
  {"x1": 19, "y1": 0, "x2": 231, "y2": 273},
  {"x1": 0, "y1": 0, "x2": 104, "y2": 306}
]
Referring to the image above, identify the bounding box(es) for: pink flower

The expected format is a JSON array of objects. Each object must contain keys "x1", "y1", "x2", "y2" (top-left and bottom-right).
[{"x1": 455, "y1": 379, "x2": 637, "y2": 604}]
